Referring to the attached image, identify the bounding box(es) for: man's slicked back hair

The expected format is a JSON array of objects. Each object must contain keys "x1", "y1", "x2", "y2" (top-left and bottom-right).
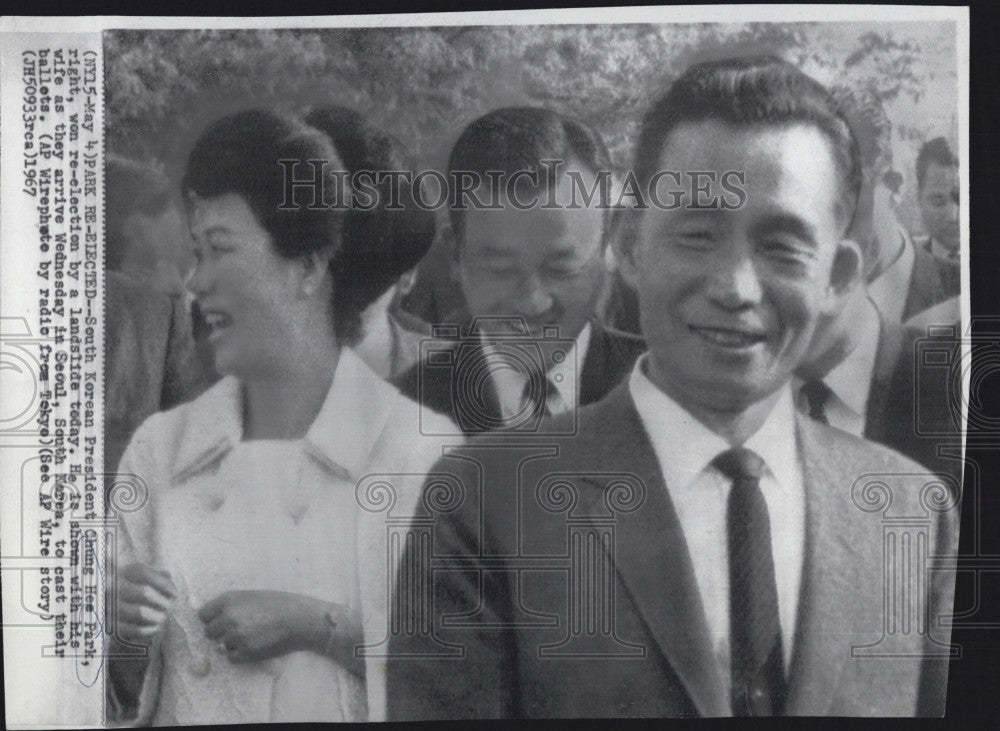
[
  {"x1": 916, "y1": 137, "x2": 958, "y2": 192},
  {"x1": 634, "y1": 55, "x2": 862, "y2": 232},
  {"x1": 447, "y1": 106, "x2": 612, "y2": 238}
]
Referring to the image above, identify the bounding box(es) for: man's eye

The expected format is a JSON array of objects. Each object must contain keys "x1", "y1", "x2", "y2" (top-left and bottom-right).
[
  {"x1": 762, "y1": 239, "x2": 811, "y2": 265},
  {"x1": 671, "y1": 230, "x2": 714, "y2": 248},
  {"x1": 543, "y1": 265, "x2": 581, "y2": 280},
  {"x1": 482, "y1": 262, "x2": 517, "y2": 276}
]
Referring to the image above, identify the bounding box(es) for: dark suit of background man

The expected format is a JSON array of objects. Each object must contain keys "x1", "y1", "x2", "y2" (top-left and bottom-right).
[
  {"x1": 795, "y1": 86, "x2": 964, "y2": 486},
  {"x1": 104, "y1": 155, "x2": 212, "y2": 475},
  {"x1": 395, "y1": 106, "x2": 644, "y2": 432},
  {"x1": 387, "y1": 56, "x2": 957, "y2": 719}
]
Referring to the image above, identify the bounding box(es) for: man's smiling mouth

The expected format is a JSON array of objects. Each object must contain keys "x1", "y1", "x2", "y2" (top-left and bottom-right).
[{"x1": 689, "y1": 325, "x2": 767, "y2": 349}]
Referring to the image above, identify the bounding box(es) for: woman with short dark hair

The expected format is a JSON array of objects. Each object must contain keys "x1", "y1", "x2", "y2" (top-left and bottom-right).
[{"x1": 111, "y1": 109, "x2": 456, "y2": 725}]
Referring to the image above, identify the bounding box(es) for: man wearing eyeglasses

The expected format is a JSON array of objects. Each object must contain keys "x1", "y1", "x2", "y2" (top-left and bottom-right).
[{"x1": 862, "y1": 117, "x2": 959, "y2": 324}]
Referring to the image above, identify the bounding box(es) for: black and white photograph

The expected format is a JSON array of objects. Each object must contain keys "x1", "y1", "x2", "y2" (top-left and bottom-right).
[{"x1": 0, "y1": 6, "x2": 982, "y2": 726}]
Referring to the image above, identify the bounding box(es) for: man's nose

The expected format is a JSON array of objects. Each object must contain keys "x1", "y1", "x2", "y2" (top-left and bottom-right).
[
  {"x1": 947, "y1": 200, "x2": 960, "y2": 222},
  {"x1": 514, "y1": 272, "x2": 554, "y2": 316},
  {"x1": 186, "y1": 261, "x2": 212, "y2": 297},
  {"x1": 705, "y1": 249, "x2": 763, "y2": 310}
]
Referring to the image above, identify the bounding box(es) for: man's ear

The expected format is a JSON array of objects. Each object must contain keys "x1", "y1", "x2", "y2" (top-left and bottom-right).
[
  {"x1": 822, "y1": 237, "x2": 863, "y2": 315},
  {"x1": 299, "y1": 248, "x2": 334, "y2": 297},
  {"x1": 612, "y1": 208, "x2": 642, "y2": 289}
]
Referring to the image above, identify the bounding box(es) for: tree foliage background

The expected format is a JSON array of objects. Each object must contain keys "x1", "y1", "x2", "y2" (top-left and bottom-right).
[{"x1": 105, "y1": 21, "x2": 958, "y2": 232}]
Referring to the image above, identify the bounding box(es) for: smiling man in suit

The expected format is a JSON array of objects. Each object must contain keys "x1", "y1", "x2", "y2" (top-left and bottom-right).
[
  {"x1": 394, "y1": 107, "x2": 645, "y2": 433},
  {"x1": 386, "y1": 56, "x2": 957, "y2": 719}
]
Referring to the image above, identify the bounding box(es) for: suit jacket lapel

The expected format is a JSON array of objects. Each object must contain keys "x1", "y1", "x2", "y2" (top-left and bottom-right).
[
  {"x1": 578, "y1": 320, "x2": 610, "y2": 406},
  {"x1": 784, "y1": 415, "x2": 876, "y2": 715},
  {"x1": 430, "y1": 311, "x2": 505, "y2": 430},
  {"x1": 573, "y1": 384, "x2": 729, "y2": 717},
  {"x1": 429, "y1": 338, "x2": 502, "y2": 431},
  {"x1": 905, "y1": 245, "x2": 944, "y2": 321}
]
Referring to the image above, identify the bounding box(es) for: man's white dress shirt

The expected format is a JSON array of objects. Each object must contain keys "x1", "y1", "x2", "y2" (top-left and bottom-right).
[
  {"x1": 793, "y1": 298, "x2": 881, "y2": 438},
  {"x1": 481, "y1": 322, "x2": 592, "y2": 423},
  {"x1": 629, "y1": 357, "x2": 805, "y2": 680}
]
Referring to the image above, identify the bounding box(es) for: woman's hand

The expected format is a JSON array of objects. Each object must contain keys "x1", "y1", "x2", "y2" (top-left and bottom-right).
[
  {"x1": 116, "y1": 563, "x2": 177, "y2": 646},
  {"x1": 198, "y1": 590, "x2": 353, "y2": 665}
]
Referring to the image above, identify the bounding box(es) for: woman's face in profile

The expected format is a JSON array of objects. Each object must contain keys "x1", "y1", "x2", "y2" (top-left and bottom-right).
[{"x1": 186, "y1": 193, "x2": 301, "y2": 378}]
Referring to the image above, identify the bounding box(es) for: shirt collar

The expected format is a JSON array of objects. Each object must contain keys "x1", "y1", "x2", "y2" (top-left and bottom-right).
[
  {"x1": 929, "y1": 236, "x2": 959, "y2": 261},
  {"x1": 171, "y1": 348, "x2": 395, "y2": 482},
  {"x1": 171, "y1": 375, "x2": 242, "y2": 482},
  {"x1": 305, "y1": 348, "x2": 396, "y2": 478},
  {"x1": 480, "y1": 321, "x2": 592, "y2": 418},
  {"x1": 868, "y1": 226, "x2": 915, "y2": 324},
  {"x1": 628, "y1": 354, "x2": 799, "y2": 495},
  {"x1": 812, "y1": 297, "x2": 881, "y2": 419}
]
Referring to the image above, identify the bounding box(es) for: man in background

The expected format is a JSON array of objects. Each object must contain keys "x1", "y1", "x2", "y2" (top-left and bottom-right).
[
  {"x1": 395, "y1": 106, "x2": 644, "y2": 433},
  {"x1": 106, "y1": 153, "x2": 192, "y2": 300},
  {"x1": 104, "y1": 154, "x2": 209, "y2": 473},
  {"x1": 915, "y1": 137, "x2": 960, "y2": 262},
  {"x1": 105, "y1": 154, "x2": 210, "y2": 719},
  {"x1": 863, "y1": 129, "x2": 959, "y2": 324},
  {"x1": 795, "y1": 86, "x2": 963, "y2": 485},
  {"x1": 904, "y1": 137, "x2": 962, "y2": 328}
]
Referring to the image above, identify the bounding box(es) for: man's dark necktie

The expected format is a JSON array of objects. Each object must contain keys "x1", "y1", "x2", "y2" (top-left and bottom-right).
[
  {"x1": 520, "y1": 374, "x2": 557, "y2": 419},
  {"x1": 800, "y1": 379, "x2": 832, "y2": 425},
  {"x1": 713, "y1": 447, "x2": 787, "y2": 717}
]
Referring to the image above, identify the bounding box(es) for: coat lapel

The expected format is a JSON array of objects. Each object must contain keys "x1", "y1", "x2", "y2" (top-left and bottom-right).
[
  {"x1": 578, "y1": 321, "x2": 609, "y2": 406},
  {"x1": 784, "y1": 415, "x2": 877, "y2": 715},
  {"x1": 904, "y1": 244, "x2": 955, "y2": 321},
  {"x1": 423, "y1": 339, "x2": 503, "y2": 431},
  {"x1": 572, "y1": 384, "x2": 729, "y2": 717},
  {"x1": 578, "y1": 321, "x2": 646, "y2": 407}
]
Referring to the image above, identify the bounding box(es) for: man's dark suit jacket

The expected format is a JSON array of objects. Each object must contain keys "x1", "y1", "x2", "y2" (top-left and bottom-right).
[
  {"x1": 105, "y1": 270, "x2": 209, "y2": 474},
  {"x1": 386, "y1": 382, "x2": 958, "y2": 718},
  {"x1": 903, "y1": 239, "x2": 960, "y2": 323},
  {"x1": 393, "y1": 318, "x2": 645, "y2": 434},
  {"x1": 865, "y1": 318, "x2": 965, "y2": 486}
]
